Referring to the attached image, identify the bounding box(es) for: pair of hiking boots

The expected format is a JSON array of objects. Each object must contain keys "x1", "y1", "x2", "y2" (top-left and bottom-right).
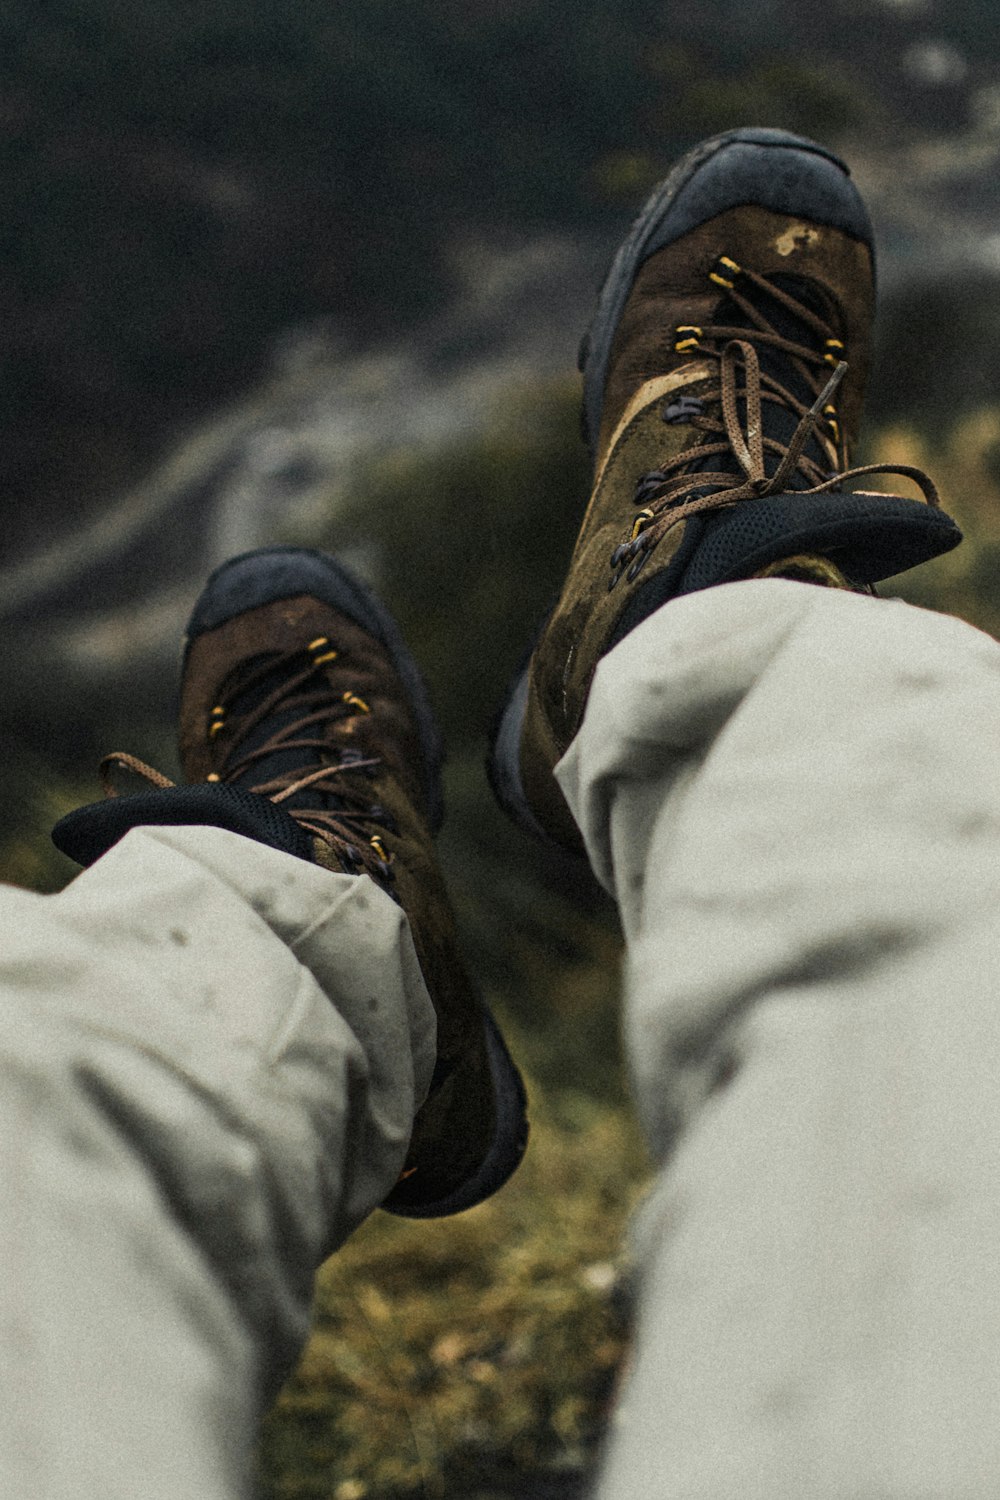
[{"x1": 54, "y1": 128, "x2": 961, "y2": 1219}]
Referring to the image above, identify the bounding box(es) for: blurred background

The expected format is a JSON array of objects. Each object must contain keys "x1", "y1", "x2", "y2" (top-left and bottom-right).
[{"x1": 5, "y1": 1, "x2": 1000, "y2": 1495}]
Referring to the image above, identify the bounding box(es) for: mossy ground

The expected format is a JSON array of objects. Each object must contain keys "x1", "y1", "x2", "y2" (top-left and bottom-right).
[{"x1": 258, "y1": 1099, "x2": 648, "y2": 1500}]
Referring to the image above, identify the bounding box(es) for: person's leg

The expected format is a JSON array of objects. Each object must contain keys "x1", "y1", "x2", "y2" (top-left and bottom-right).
[
  {"x1": 0, "y1": 824, "x2": 434, "y2": 1500},
  {"x1": 488, "y1": 129, "x2": 980, "y2": 1496},
  {"x1": 13, "y1": 546, "x2": 527, "y2": 1500},
  {"x1": 559, "y1": 579, "x2": 1000, "y2": 1498}
]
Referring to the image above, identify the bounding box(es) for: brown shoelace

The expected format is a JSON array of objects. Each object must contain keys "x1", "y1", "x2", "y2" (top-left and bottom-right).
[
  {"x1": 609, "y1": 266, "x2": 942, "y2": 588},
  {"x1": 100, "y1": 642, "x2": 396, "y2": 882}
]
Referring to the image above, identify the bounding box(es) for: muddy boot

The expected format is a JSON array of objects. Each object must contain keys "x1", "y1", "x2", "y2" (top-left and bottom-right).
[
  {"x1": 55, "y1": 546, "x2": 528, "y2": 1217},
  {"x1": 490, "y1": 127, "x2": 961, "y2": 851}
]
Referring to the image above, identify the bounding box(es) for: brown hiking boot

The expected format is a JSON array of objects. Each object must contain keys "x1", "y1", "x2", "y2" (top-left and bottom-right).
[
  {"x1": 489, "y1": 127, "x2": 961, "y2": 850},
  {"x1": 54, "y1": 547, "x2": 528, "y2": 1217}
]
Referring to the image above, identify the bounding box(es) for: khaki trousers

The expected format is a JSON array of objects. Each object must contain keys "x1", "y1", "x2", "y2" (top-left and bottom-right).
[
  {"x1": 0, "y1": 827, "x2": 436, "y2": 1498},
  {"x1": 5, "y1": 578, "x2": 1000, "y2": 1497}
]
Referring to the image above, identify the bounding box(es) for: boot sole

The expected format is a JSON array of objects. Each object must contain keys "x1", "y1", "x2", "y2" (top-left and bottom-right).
[
  {"x1": 384, "y1": 1009, "x2": 530, "y2": 1218},
  {"x1": 188, "y1": 547, "x2": 530, "y2": 1214},
  {"x1": 487, "y1": 644, "x2": 556, "y2": 846}
]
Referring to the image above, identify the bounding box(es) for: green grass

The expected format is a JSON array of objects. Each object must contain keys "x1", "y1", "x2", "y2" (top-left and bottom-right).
[{"x1": 258, "y1": 1099, "x2": 649, "y2": 1499}]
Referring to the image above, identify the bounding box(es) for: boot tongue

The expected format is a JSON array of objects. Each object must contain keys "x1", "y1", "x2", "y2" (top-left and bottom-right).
[
  {"x1": 683, "y1": 274, "x2": 832, "y2": 488},
  {"x1": 729, "y1": 273, "x2": 827, "y2": 408},
  {"x1": 221, "y1": 655, "x2": 347, "y2": 812}
]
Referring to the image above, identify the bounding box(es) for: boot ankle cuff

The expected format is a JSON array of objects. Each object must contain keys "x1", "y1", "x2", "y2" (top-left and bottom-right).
[{"x1": 52, "y1": 783, "x2": 315, "y2": 868}]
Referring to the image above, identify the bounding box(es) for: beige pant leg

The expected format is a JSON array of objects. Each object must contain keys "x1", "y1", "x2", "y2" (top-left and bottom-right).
[
  {"x1": 0, "y1": 824, "x2": 435, "y2": 1500},
  {"x1": 557, "y1": 579, "x2": 1000, "y2": 1500}
]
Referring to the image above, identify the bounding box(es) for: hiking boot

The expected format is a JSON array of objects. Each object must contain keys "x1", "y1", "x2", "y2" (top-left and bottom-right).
[
  {"x1": 54, "y1": 546, "x2": 528, "y2": 1218},
  {"x1": 489, "y1": 127, "x2": 962, "y2": 850}
]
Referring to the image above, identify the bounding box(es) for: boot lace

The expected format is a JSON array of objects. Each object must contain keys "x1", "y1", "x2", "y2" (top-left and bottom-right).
[
  {"x1": 100, "y1": 638, "x2": 397, "y2": 883},
  {"x1": 609, "y1": 258, "x2": 942, "y2": 588}
]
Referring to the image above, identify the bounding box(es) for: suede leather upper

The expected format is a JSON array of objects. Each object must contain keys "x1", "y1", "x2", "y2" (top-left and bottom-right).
[
  {"x1": 516, "y1": 203, "x2": 877, "y2": 849},
  {"x1": 180, "y1": 585, "x2": 523, "y2": 1215}
]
